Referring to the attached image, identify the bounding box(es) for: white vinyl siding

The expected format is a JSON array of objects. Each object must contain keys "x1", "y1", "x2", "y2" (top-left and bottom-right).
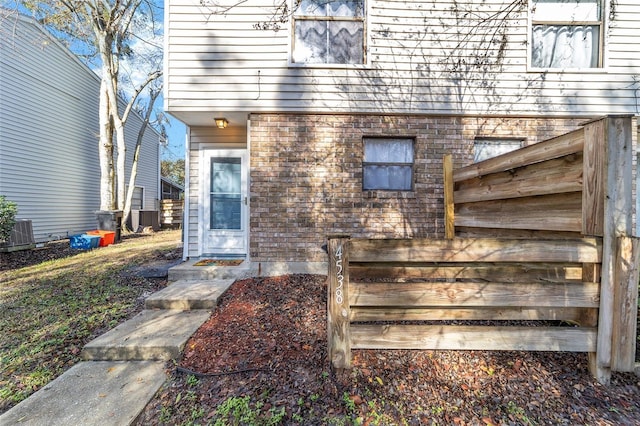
[
  {"x1": 166, "y1": 0, "x2": 640, "y2": 121},
  {"x1": 0, "y1": 14, "x2": 160, "y2": 242}
]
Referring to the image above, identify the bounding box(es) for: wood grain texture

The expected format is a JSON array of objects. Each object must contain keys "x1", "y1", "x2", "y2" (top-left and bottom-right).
[
  {"x1": 349, "y1": 281, "x2": 600, "y2": 308},
  {"x1": 349, "y1": 237, "x2": 602, "y2": 263},
  {"x1": 351, "y1": 325, "x2": 597, "y2": 352}
]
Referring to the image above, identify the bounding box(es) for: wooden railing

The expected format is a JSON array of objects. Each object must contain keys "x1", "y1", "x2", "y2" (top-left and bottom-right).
[
  {"x1": 327, "y1": 116, "x2": 639, "y2": 385},
  {"x1": 327, "y1": 236, "x2": 601, "y2": 365},
  {"x1": 444, "y1": 116, "x2": 634, "y2": 239}
]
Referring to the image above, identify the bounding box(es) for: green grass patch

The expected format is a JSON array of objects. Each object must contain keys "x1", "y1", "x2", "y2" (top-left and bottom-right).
[{"x1": 0, "y1": 230, "x2": 181, "y2": 413}]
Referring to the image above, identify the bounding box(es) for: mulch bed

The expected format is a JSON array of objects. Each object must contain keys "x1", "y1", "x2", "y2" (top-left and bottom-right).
[{"x1": 136, "y1": 274, "x2": 640, "y2": 425}]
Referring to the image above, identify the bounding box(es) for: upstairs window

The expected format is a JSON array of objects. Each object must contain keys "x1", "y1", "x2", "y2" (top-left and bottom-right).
[
  {"x1": 531, "y1": 0, "x2": 603, "y2": 69},
  {"x1": 292, "y1": 0, "x2": 366, "y2": 65},
  {"x1": 363, "y1": 138, "x2": 414, "y2": 191}
]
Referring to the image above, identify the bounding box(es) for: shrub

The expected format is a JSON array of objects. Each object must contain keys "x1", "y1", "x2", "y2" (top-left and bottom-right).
[{"x1": 0, "y1": 195, "x2": 18, "y2": 243}]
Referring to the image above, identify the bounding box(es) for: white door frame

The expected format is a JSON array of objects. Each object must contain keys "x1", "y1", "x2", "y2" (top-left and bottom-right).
[{"x1": 199, "y1": 148, "x2": 249, "y2": 256}]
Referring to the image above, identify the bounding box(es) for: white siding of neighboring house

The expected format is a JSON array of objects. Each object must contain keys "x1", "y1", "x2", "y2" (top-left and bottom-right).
[
  {"x1": 165, "y1": 0, "x2": 640, "y2": 121},
  {"x1": 0, "y1": 13, "x2": 160, "y2": 242}
]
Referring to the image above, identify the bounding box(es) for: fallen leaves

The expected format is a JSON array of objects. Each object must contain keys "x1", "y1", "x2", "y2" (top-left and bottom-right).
[{"x1": 136, "y1": 275, "x2": 640, "y2": 425}]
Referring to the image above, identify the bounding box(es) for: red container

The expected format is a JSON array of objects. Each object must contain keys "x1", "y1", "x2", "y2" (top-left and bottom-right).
[{"x1": 87, "y1": 230, "x2": 116, "y2": 247}]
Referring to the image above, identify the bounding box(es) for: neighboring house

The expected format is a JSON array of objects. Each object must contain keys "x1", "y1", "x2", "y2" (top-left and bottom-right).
[
  {"x1": 164, "y1": 0, "x2": 640, "y2": 262},
  {"x1": 0, "y1": 12, "x2": 161, "y2": 242},
  {"x1": 161, "y1": 177, "x2": 184, "y2": 200}
]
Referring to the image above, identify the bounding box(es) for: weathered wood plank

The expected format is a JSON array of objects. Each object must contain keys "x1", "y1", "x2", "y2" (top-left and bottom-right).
[
  {"x1": 454, "y1": 192, "x2": 583, "y2": 232},
  {"x1": 349, "y1": 238, "x2": 602, "y2": 264},
  {"x1": 454, "y1": 153, "x2": 583, "y2": 204},
  {"x1": 350, "y1": 307, "x2": 597, "y2": 323},
  {"x1": 455, "y1": 227, "x2": 582, "y2": 240},
  {"x1": 453, "y1": 129, "x2": 584, "y2": 182},
  {"x1": 582, "y1": 119, "x2": 606, "y2": 236},
  {"x1": 443, "y1": 154, "x2": 455, "y2": 239},
  {"x1": 350, "y1": 325, "x2": 597, "y2": 352},
  {"x1": 611, "y1": 236, "x2": 640, "y2": 372},
  {"x1": 595, "y1": 116, "x2": 635, "y2": 384},
  {"x1": 350, "y1": 263, "x2": 584, "y2": 282},
  {"x1": 327, "y1": 236, "x2": 351, "y2": 371},
  {"x1": 349, "y1": 281, "x2": 600, "y2": 308}
]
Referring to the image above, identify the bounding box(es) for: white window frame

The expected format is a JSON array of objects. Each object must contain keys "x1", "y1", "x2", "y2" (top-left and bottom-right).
[
  {"x1": 362, "y1": 137, "x2": 415, "y2": 191},
  {"x1": 528, "y1": 0, "x2": 608, "y2": 71},
  {"x1": 289, "y1": 0, "x2": 369, "y2": 68}
]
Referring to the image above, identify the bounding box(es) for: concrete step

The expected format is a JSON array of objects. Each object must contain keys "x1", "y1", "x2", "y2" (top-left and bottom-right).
[
  {"x1": 145, "y1": 279, "x2": 234, "y2": 310},
  {"x1": 81, "y1": 309, "x2": 211, "y2": 361},
  {"x1": 0, "y1": 361, "x2": 166, "y2": 426},
  {"x1": 168, "y1": 260, "x2": 250, "y2": 281}
]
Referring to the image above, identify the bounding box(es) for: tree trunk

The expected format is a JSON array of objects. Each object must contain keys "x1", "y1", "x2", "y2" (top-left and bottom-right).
[
  {"x1": 98, "y1": 78, "x2": 115, "y2": 211},
  {"x1": 122, "y1": 88, "x2": 161, "y2": 231}
]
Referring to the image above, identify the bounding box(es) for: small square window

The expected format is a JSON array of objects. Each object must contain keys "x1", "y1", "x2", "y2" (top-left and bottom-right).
[
  {"x1": 363, "y1": 138, "x2": 414, "y2": 190},
  {"x1": 473, "y1": 138, "x2": 524, "y2": 163}
]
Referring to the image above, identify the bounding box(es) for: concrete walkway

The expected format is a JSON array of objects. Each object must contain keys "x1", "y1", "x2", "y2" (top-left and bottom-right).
[
  {"x1": 0, "y1": 267, "x2": 238, "y2": 425},
  {"x1": 0, "y1": 260, "x2": 327, "y2": 426}
]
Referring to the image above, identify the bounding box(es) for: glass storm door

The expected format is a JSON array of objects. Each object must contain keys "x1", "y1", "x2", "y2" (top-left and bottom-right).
[{"x1": 202, "y1": 150, "x2": 248, "y2": 255}]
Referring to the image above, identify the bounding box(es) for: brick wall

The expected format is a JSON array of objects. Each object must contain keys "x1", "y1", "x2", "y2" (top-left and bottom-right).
[{"x1": 249, "y1": 114, "x2": 586, "y2": 262}]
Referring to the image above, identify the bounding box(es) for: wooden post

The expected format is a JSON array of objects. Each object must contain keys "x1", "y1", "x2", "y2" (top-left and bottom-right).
[
  {"x1": 443, "y1": 154, "x2": 455, "y2": 239},
  {"x1": 593, "y1": 115, "x2": 635, "y2": 384},
  {"x1": 611, "y1": 236, "x2": 640, "y2": 371},
  {"x1": 582, "y1": 119, "x2": 606, "y2": 237},
  {"x1": 327, "y1": 235, "x2": 351, "y2": 371}
]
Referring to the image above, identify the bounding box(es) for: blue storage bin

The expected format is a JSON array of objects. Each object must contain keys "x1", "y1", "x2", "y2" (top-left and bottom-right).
[{"x1": 69, "y1": 234, "x2": 101, "y2": 250}]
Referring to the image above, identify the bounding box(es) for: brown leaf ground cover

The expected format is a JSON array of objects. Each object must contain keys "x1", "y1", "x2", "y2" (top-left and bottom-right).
[{"x1": 137, "y1": 274, "x2": 640, "y2": 425}]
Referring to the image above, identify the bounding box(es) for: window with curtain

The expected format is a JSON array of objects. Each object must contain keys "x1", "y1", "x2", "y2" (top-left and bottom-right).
[
  {"x1": 473, "y1": 138, "x2": 524, "y2": 163},
  {"x1": 531, "y1": 0, "x2": 603, "y2": 68},
  {"x1": 292, "y1": 0, "x2": 365, "y2": 64},
  {"x1": 363, "y1": 138, "x2": 414, "y2": 191}
]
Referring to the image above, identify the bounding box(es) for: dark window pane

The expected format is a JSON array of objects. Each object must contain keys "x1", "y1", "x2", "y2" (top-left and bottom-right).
[
  {"x1": 210, "y1": 157, "x2": 241, "y2": 230},
  {"x1": 363, "y1": 165, "x2": 412, "y2": 190}
]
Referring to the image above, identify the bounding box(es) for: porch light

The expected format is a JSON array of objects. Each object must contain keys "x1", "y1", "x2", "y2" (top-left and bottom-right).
[{"x1": 215, "y1": 118, "x2": 228, "y2": 129}]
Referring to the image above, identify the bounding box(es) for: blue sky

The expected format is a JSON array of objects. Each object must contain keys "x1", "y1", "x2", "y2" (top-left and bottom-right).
[
  {"x1": 162, "y1": 110, "x2": 187, "y2": 162},
  {"x1": 6, "y1": 0, "x2": 187, "y2": 161}
]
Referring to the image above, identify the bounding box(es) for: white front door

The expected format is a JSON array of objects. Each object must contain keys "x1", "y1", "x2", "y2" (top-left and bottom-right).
[{"x1": 201, "y1": 149, "x2": 248, "y2": 256}]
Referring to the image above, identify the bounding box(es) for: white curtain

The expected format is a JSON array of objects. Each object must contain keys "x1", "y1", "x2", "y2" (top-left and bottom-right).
[
  {"x1": 363, "y1": 139, "x2": 413, "y2": 190},
  {"x1": 532, "y1": 25, "x2": 599, "y2": 68}
]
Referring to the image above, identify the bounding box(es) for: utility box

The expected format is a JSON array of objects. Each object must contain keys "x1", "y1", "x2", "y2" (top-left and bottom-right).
[
  {"x1": 129, "y1": 210, "x2": 160, "y2": 232},
  {"x1": 0, "y1": 219, "x2": 35, "y2": 252},
  {"x1": 95, "y1": 211, "x2": 123, "y2": 242}
]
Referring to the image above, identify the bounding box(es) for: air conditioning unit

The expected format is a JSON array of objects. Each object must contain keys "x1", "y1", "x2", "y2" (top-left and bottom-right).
[{"x1": 1, "y1": 219, "x2": 35, "y2": 252}]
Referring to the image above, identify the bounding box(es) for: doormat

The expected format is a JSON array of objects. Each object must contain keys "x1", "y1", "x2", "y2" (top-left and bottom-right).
[{"x1": 193, "y1": 259, "x2": 244, "y2": 267}]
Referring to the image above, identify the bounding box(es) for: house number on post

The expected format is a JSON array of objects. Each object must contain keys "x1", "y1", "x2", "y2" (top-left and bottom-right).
[{"x1": 334, "y1": 244, "x2": 344, "y2": 305}]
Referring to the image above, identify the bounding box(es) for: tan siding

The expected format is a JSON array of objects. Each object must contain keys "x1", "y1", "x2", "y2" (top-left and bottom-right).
[{"x1": 166, "y1": 0, "x2": 640, "y2": 120}]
